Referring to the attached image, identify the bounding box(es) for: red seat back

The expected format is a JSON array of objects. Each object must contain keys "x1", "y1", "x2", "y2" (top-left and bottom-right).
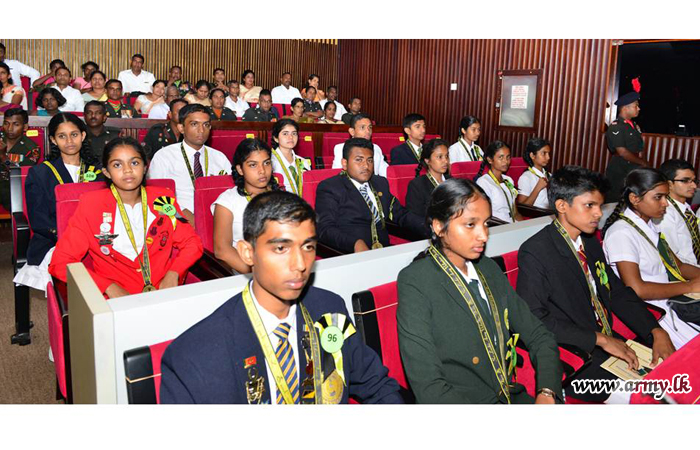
[
  {"x1": 21, "y1": 76, "x2": 30, "y2": 97},
  {"x1": 386, "y1": 164, "x2": 421, "y2": 205},
  {"x1": 25, "y1": 128, "x2": 46, "y2": 161},
  {"x1": 123, "y1": 339, "x2": 174, "y2": 404},
  {"x1": 372, "y1": 133, "x2": 405, "y2": 159},
  {"x1": 302, "y1": 168, "x2": 341, "y2": 209},
  {"x1": 208, "y1": 129, "x2": 258, "y2": 162},
  {"x1": 321, "y1": 132, "x2": 349, "y2": 157},
  {"x1": 272, "y1": 103, "x2": 285, "y2": 118},
  {"x1": 267, "y1": 132, "x2": 316, "y2": 160},
  {"x1": 137, "y1": 129, "x2": 148, "y2": 143},
  {"x1": 47, "y1": 281, "x2": 68, "y2": 399},
  {"x1": 194, "y1": 175, "x2": 235, "y2": 253},
  {"x1": 501, "y1": 250, "x2": 519, "y2": 289},
  {"x1": 508, "y1": 157, "x2": 527, "y2": 187},
  {"x1": 450, "y1": 161, "x2": 482, "y2": 180}
]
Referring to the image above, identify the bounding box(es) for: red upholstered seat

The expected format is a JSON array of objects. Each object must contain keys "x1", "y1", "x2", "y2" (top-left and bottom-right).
[
  {"x1": 500, "y1": 250, "x2": 519, "y2": 289},
  {"x1": 450, "y1": 161, "x2": 482, "y2": 180},
  {"x1": 25, "y1": 128, "x2": 45, "y2": 161},
  {"x1": 137, "y1": 129, "x2": 148, "y2": 143},
  {"x1": 314, "y1": 155, "x2": 334, "y2": 169},
  {"x1": 208, "y1": 130, "x2": 258, "y2": 162},
  {"x1": 194, "y1": 175, "x2": 234, "y2": 253},
  {"x1": 272, "y1": 103, "x2": 285, "y2": 118},
  {"x1": 301, "y1": 168, "x2": 341, "y2": 209},
  {"x1": 508, "y1": 157, "x2": 527, "y2": 187},
  {"x1": 372, "y1": 133, "x2": 404, "y2": 159},
  {"x1": 321, "y1": 132, "x2": 349, "y2": 157},
  {"x1": 21, "y1": 76, "x2": 30, "y2": 97},
  {"x1": 386, "y1": 164, "x2": 422, "y2": 205},
  {"x1": 266, "y1": 131, "x2": 315, "y2": 160},
  {"x1": 47, "y1": 280, "x2": 70, "y2": 401},
  {"x1": 123, "y1": 339, "x2": 174, "y2": 404}
]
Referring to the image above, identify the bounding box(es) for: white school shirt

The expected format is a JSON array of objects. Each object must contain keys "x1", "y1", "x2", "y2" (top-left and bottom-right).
[
  {"x1": 64, "y1": 164, "x2": 80, "y2": 183},
  {"x1": 211, "y1": 188, "x2": 248, "y2": 246},
  {"x1": 248, "y1": 280, "x2": 299, "y2": 405},
  {"x1": 448, "y1": 138, "x2": 483, "y2": 163},
  {"x1": 653, "y1": 197, "x2": 699, "y2": 267},
  {"x1": 54, "y1": 85, "x2": 85, "y2": 112},
  {"x1": 271, "y1": 148, "x2": 311, "y2": 196},
  {"x1": 270, "y1": 85, "x2": 302, "y2": 104},
  {"x1": 118, "y1": 69, "x2": 156, "y2": 94},
  {"x1": 603, "y1": 207, "x2": 699, "y2": 348},
  {"x1": 456, "y1": 262, "x2": 490, "y2": 314},
  {"x1": 319, "y1": 99, "x2": 348, "y2": 120},
  {"x1": 476, "y1": 173, "x2": 517, "y2": 223},
  {"x1": 111, "y1": 202, "x2": 157, "y2": 261},
  {"x1": 517, "y1": 167, "x2": 550, "y2": 209},
  {"x1": 348, "y1": 176, "x2": 380, "y2": 213},
  {"x1": 225, "y1": 96, "x2": 250, "y2": 118},
  {"x1": 331, "y1": 142, "x2": 388, "y2": 177},
  {"x1": 4, "y1": 58, "x2": 41, "y2": 86},
  {"x1": 147, "y1": 141, "x2": 232, "y2": 213}
]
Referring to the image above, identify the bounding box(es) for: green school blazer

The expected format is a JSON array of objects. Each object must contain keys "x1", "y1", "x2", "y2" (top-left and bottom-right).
[{"x1": 397, "y1": 251, "x2": 563, "y2": 404}]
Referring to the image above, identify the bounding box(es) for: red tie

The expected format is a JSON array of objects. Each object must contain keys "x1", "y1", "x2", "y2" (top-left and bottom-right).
[{"x1": 578, "y1": 244, "x2": 605, "y2": 330}]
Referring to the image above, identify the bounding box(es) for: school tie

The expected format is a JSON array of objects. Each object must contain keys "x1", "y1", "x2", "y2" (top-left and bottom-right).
[
  {"x1": 682, "y1": 209, "x2": 700, "y2": 264},
  {"x1": 359, "y1": 184, "x2": 381, "y2": 224},
  {"x1": 466, "y1": 279, "x2": 491, "y2": 316},
  {"x1": 577, "y1": 244, "x2": 605, "y2": 330},
  {"x1": 274, "y1": 322, "x2": 300, "y2": 404},
  {"x1": 289, "y1": 164, "x2": 300, "y2": 187},
  {"x1": 193, "y1": 151, "x2": 204, "y2": 178}
]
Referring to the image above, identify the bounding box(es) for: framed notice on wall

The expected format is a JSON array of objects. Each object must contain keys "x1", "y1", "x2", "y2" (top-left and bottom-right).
[{"x1": 495, "y1": 69, "x2": 542, "y2": 132}]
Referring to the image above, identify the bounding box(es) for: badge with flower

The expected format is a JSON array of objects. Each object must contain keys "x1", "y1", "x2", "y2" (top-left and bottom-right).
[{"x1": 595, "y1": 261, "x2": 610, "y2": 290}]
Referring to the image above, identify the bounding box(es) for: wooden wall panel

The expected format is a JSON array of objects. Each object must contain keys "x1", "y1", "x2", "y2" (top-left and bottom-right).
[
  {"x1": 0, "y1": 39, "x2": 338, "y2": 92},
  {"x1": 338, "y1": 39, "x2": 699, "y2": 173}
]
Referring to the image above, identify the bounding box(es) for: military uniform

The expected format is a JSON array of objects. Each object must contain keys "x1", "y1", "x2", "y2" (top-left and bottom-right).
[
  {"x1": 85, "y1": 127, "x2": 120, "y2": 160},
  {"x1": 242, "y1": 107, "x2": 276, "y2": 122},
  {"x1": 208, "y1": 107, "x2": 238, "y2": 122},
  {"x1": 341, "y1": 112, "x2": 357, "y2": 125},
  {"x1": 605, "y1": 92, "x2": 644, "y2": 202},
  {"x1": 103, "y1": 101, "x2": 141, "y2": 119},
  {"x1": 303, "y1": 100, "x2": 322, "y2": 114},
  {"x1": 142, "y1": 123, "x2": 181, "y2": 159},
  {"x1": 0, "y1": 137, "x2": 40, "y2": 210}
]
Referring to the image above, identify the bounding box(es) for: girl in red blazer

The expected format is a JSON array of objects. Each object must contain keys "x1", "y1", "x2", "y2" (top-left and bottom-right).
[{"x1": 49, "y1": 137, "x2": 204, "y2": 298}]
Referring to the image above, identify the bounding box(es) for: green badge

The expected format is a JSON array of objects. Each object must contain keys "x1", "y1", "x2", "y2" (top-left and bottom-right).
[
  {"x1": 159, "y1": 204, "x2": 177, "y2": 217},
  {"x1": 83, "y1": 171, "x2": 97, "y2": 181},
  {"x1": 321, "y1": 326, "x2": 344, "y2": 354}
]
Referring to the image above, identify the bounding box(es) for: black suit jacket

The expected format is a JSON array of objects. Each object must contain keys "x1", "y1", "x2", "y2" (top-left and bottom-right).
[
  {"x1": 390, "y1": 142, "x2": 420, "y2": 166},
  {"x1": 517, "y1": 222, "x2": 660, "y2": 400},
  {"x1": 316, "y1": 174, "x2": 426, "y2": 253},
  {"x1": 405, "y1": 174, "x2": 452, "y2": 219},
  {"x1": 160, "y1": 286, "x2": 402, "y2": 404}
]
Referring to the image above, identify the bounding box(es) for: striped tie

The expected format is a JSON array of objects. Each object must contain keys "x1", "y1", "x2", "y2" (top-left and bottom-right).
[
  {"x1": 359, "y1": 184, "x2": 381, "y2": 224},
  {"x1": 273, "y1": 322, "x2": 300, "y2": 404},
  {"x1": 193, "y1": 151, "x2": 204, "y2": 178},
  {"x1": 578, "y1": 245, "x2": 605, "y2": 330},
  {"x1": 683, "y1": 209, "x2": 700, "y2": 264}
]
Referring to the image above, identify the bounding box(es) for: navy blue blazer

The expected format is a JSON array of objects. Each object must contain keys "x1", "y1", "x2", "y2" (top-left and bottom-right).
[
  {"x1": 390, "y1": 142, "x2": 420, "y2": 166},
  {"x1": 25, "y1": 157, "x2": 103, "y2": 265},
  {"x1": 405, "y1": 173, "x2": 452, "y2": 219},
  {"x1": 160, "y1": 286, "x2": 403, "y2": 404},
  {"x1": 315, "y1": 174, "x2": 426, "y2": 253}
]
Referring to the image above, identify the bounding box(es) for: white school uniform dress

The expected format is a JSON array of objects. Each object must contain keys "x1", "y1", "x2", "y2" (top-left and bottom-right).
[
  {"x1": 211, "y1": 188, "x2": 248, "y2": 246},
  {"x1": 271, "y1": 148, "x2": 311, "y2": 196},
  {"x1": 270, "y1": 85, "x2": 302, "y2": 104},
  {"x1": 517, "y1": 167, "x2": 550, "y2": 209},
  {"x1": 448, "y1": 138, "x2": 483, "y2": 163},
  {"x1": 54, "y1": 85, "x2": 85, "y2": 112},
  {"x1": 319, "y1": 100, "x2": 348, "y2": 120},
  {"x1": 224, "y1": 96, "x2": 250, "y2": 118},
  {"x1": 147, "y1": 141, "x2": 232, "y2": 213},
  {"x1": 13, "y1": 165, "x2": 81, "y2": 293},
  {"x1": 118, "y1": 69, "x2": 156, "y2": 94},
  {"x1": 331, "y1": 142, "x2": 388, "y2": 177},
  {"x1": 653, "y1": 197, "x2": 700, "y2": 267},
  {"x1": 603, "y1": 207, "x2": 700, "y2": 349},
  {"x1": 476, "y1": 173, "x2": 517, "y2": 223}
]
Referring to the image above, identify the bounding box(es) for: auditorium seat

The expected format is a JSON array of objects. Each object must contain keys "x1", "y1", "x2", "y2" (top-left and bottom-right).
[
  {"x1": 208, "y1": 130, "x2": 259, "y2": 162},
  {"x1": 10, "y1": 167, "x2": 33, "y2": 346},
  {"x1": 47, "y1": 280, "x2": 71, "y2": 402},
  {"x1": 25, "y1": 128, "x2": 46, "y2": 160},
  {"x1": 123, "y1": 340, "x2": 173, "y2": 404},
  {"x1": 301, "y1": 168, "x2": 341, "y2": 209},
  {"x1": 321, "y1": 132, "x2": 349, "y2": 157},
  {"x1": 450, "y1": 161, "x2": 482, "y2": 180},
  {"x1": 386, "y1": 164, "x2": 424, "y2": 205},
  {"x1": 509, "y1": 157, "x2": 527, "y2": 186},
  {"x1": 372, "y1": 133, "x2": 442, "y2": 160},
  {"x1": 266, "y1": 131, "x2": 315, "y2": 160},
  {"x1": 314, "y1": 155, "x2": 334, "y2": 169},
  {"x1": 271, "y1": 103, "x2": 285, "y2": 118}
]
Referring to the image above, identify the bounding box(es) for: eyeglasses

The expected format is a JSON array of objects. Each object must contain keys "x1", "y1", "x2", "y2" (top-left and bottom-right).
[{"x1": 672, "y1": 178, "x2": 699, "y2": 185}]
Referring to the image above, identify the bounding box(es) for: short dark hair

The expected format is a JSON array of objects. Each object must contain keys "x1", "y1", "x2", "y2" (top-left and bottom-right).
[
  {"x1": 81, "y1": 61, "x2": 99, "y2": 71},
  {"x1": 308, "y1": 74, "x2": 319, "y2": 81},
  {"x1": 291, "y1": 97, "x2": 304, "y2": 108},
  {"x1": 132, "y1": 53, "x2": 145, "y2": 62},
  {"x1": 402, "y1": 113, "x2": 426, "y2": 129},
  {"x1": 153, "y1": 79, "x2": 167, "y2": 88},
  {"x1": 660, "y1": 158, "x2": 695, "y2": 182},
  {"x1": 227, "y1": 79, "x2": 239, "y2": 86},
  {"x1": 548, "y1": 165, "x2": 609, "y2": 213},
  {"x1": 102, "y1": 137, "x2": 149, "y2": 187},
  {"x1": 49, "y1": 59, "x2": 65, "y2": 69},
  {"x1": 4, "y1": 108, "x2": 29, "y2": 124},
  {"x1": 170, "y1": 65, "x2": 182, "y2": 72},
  {"x1": 349, "y1": 112, "x2": 371, "y2": 129},
  {"x1": 178, "y1": 103, "x2": 211, "y2": 123},
  {"x1": 241, "y1": 69, "x2": 255, "y2": 82},
  {"x1": 342, "y1": 137, "x2": 373, "y2": 160},
  {"x1": 259, "y1": 89, "x2": 272, "y2": 99},
  {"x1": 195, "y1": 79, "x2": 211, "y2": 91},
  {"x1": 243, "y1": 190, "x2": 316, "y2": 246},
  {"x1": 327, "y1": 85, "x2": 338, "y2": 91},
  {"x1": 524, "y1": 137, "x2": 550, "y2": 167},
  {"x1": 84, "y1": 100, "x2": 106, "y2": 114},
  {"x1": 169, "y1": 98, "x2": 188, "y2": 110},
  {"x1": 55, "y1": 66, "x2": 71, "y2": 77},
  {"x1": 323, "y1": 101, "x2": 336, "y2": 112},
  {"x1": 105, "y1": 79, "x2": 122, "y2": 89},
  {"x1": 281, "y1": 71, "x2": 291, "y2": 77},
  {"x1": 36, "y1": 88, "x2": 66, "y2": 109},
  {"x1": 349, "y1": 96, "x2": 361, "y2": 104},
  {"x1": 209, "y1": 88, "x2": 226, "y2": 99},
  {"x1": 89, "y1": 70, "x2": 106, "y2": 82},
  {"x1": 213, "y1": 68, "x2": 225, "y2": 74},
  {"x1": 306, "y1": 85, "x2": 317, "y2": 93}
]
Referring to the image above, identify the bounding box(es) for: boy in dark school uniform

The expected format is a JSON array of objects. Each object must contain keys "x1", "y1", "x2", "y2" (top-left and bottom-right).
[{"x1": 390, "y1": 113, "x2": 427, "y2": 165}]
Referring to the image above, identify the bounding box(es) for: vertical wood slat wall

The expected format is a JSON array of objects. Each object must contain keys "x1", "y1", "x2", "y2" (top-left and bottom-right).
[
  {"x1": 338, "y1": 39, "x2": 700, "y2": 173},
  {"x1": 0, "y1": 39, "x2": 338, "y2": 93}
]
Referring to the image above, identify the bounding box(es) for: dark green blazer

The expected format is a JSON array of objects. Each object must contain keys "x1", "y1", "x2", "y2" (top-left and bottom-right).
[{"x1": 397, "y1": 250, "x2": 563, "y2": 404}]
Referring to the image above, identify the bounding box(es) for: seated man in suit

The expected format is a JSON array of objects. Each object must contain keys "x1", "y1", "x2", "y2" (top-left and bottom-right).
[
  {"x1": 317, "y1": 138, "x2": 426, "y2": 253},
  {"x1": 516, "y1": 165, "x2": 675, "y2": 402},
  {"x1": 390, "y1": 113, "x2": 426, "y2": 165},
  {"x1": 331, "y1": 113, "x2": 388, "y2": 177},
  {"x1": 161, "y1": 190, "x2": 403, "y2": 404}
]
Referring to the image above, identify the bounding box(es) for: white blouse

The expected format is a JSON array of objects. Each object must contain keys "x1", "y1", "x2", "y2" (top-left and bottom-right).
[
  {"x1": 448, "y1": 139, "x2": 483, "y2": 163},
  {"x1": 517, "y1": 167, "x2": 550, "y2": 209},
  {"x1": 271, "y1": 148, "x2": 311, "y2": 196},
  {"x1": 476, "y1": 173, "x2": 517, "y2": 223},
  {"x1": 211, "y1": 188, "x2": 249, "y2": 246}
]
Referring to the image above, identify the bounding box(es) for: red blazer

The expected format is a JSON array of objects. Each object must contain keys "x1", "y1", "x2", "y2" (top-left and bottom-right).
[{"x1": 49, "y1": 186, "x2": 204, "y2": 296}]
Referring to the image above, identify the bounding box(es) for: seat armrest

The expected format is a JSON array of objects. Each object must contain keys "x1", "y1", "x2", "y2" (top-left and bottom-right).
[
  {"x1": 188, "y1": 249, "x2": 237, "y2": 280},
  {"x1": 317, "y1": 242, "x2": 346, "y2": 259},
  {"x1": 517, "y1": 203, "x2": 554, "y2": 219},
  {"x1": 385, "y1": 221, "x2": 425, "y2": 243},
  {"x1": 487, "y1": 217, "x2": 508, "y2": 227},
  {"x1": 12, "y1": 211, "x2": 30, "y2": 268}
]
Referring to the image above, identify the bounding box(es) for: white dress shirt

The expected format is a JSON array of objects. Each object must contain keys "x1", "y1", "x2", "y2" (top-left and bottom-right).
[
  {"x1": 211, "y1": 188, "x2": 249, "y2": 246},
  {"x1": 64, "y1": 164, "x2": 80, "y2": 183},
  {"x1": 270, "y1": 85, "x2": 302, "y2": 104},
  {"x1": 54, "y1": 85, "x2": 85, "y2": 112},
  {"x1": 4, "y1": 58, "x2": 40, "y2": 86},
  {"x1": 653, "y1": 197, "x2": 700, "y2": 267},
  {"x1": 271, "y1": 148, "x2": 311, "y2": 196},
  {"x1": 147, "y1": 141, "x2": 232, "y2": 212},
  {"x1": 603, "y1": 207, "x2": 700, "y2": 348},
  {"x1": 476, "y1": 173, "x2": 517, "y2": 223},
  {"x1": 111, "y1": 202, "x2": 157, "y2": 261},
  {"x1": 248, "y1": 280, "x2": 299, "y2": 405},
  {"x1": 348, "y1": 176, "x2": 380, "y2": 213},
  {"x1": 456, "y1": 262, "x2": 491, "y2": 314},
  {"x1": 332, "y1": 142, "x2": 388, "y2": 177},
  {"x1": 517, "y1": 167, "x2": 550, "y2": 209},
  {"x1": 118, "y1": 69, "x2": 156, "y2": 94},
  {"x1": 224, "y1": 96, "x2": 250, "y2": 118},
  {"x1": 319, "y1": 99, "x2": 348, "y2": 120},
  {"x1": 448, "y1": 138, "x2": 483, "y2": 163}
]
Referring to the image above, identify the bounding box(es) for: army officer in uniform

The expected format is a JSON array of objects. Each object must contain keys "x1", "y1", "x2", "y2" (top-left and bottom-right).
[{"x1": 604, "y1": 92, "x2": 649, "y2": 203}]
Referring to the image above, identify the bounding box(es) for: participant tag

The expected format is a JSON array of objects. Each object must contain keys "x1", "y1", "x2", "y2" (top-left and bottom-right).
[
  {"x1": 83, "y1": 171, "x2": 97, "y2": 182},
  {"x1": 321, "y1": 326, "x2": 344, "y2": 354},
  {"x1": 159, "y1": 204, "x2": 176, "y2": 216}
]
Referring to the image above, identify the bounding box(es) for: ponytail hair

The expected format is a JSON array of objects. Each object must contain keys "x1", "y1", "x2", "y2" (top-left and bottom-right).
[
  {"x1": 601, "y1": 167, "x2": 668, "y2": 236},
  {"x1": 524, "y1": 137, "x2": 550, "y2": 168},
  {"x1": 458, "y1": 115, "x2": 480, "y2": 141},
  {"x1": 232, "y1": 138, "x2": 281, "y2": 196},
  {"x1": 415, "y1": 138, "x2": 449, "y2": 178},
  {"x1": 47, "y1": 112, "x2": 99, "y2": 166},
  {"x1": 473, "y1": 140, "x2": 509, "y2": 181}
]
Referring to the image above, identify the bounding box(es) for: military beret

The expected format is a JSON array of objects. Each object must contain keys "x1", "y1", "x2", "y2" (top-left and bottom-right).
[{"x1": 615, "y1": 91, "x2": 640, "y2": 107}]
